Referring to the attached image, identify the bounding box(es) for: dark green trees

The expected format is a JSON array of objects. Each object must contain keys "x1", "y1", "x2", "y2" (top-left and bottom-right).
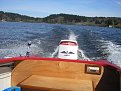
[{"x1": 0, "y1": 11, "x2": 121, "y2": 28}]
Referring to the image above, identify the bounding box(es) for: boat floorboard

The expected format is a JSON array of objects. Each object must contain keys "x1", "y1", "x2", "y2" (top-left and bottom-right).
[{"x1": 19, "y1": 75, "x2": 93, "y2": 91}]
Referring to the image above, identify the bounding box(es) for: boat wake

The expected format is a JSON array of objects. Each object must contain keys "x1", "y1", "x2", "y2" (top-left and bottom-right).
[
  {"x1": 69, "y1": 31, "x2": 90, "y2": 60},
  {"x1": 68, "y1": 31, "x2": 78, "y2": 41},
  {"x1": 51, "y1": 46, "x2": 59, "y2": 58},
  {"x1": 0, "y1": 22, "x2": 121, "y2": 67},
  {"x1": 100, "y1": 40, "x2": 121, "y2": 67}
]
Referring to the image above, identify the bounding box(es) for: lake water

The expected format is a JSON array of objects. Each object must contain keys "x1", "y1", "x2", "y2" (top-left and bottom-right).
[{"x1": 0, "y1": 22, "x2": 121, "y2": 67}]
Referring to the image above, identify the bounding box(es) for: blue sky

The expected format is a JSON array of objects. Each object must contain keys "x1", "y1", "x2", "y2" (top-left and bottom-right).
[{"x1": 0, "y1": 0, "x2": 121, "y2": 18}]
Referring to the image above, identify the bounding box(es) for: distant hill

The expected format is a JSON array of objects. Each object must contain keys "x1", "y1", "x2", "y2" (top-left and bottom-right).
[
  {"x1": 0, "y1": 11, "x2": 121, "y2": 28},
  {"x1": 44, "y1": 14, "x2": 121, "y2": 28},
  {"x1": 0, "y1": 11, "x2": 42, "y2": 22}
]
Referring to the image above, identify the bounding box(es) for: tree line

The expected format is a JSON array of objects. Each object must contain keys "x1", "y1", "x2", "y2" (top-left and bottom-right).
[
  {"x1": 0, "y1": 11, "x2": 42, "y2": 22},
  {"x1": 0, "y1": 11, "x2": 121, "y2": 28}
]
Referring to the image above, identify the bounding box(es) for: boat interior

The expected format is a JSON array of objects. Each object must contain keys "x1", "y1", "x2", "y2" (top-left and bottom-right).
[{"x1": 0, "y1": 57, "x2": 121, "y2": 91}]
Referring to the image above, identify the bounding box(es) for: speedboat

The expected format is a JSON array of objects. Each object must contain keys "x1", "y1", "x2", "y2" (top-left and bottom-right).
[{"x1": 0, "y1": 40, "x2": 121, "y2": 91}]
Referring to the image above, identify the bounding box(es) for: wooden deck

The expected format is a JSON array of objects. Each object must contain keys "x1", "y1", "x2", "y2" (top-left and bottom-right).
[
  {"x1": 11, "y1": 60, "x2": 104, "y2": 91},
  {"x1": 19, "y1": 75, "x2": 93, "y2": 91}
]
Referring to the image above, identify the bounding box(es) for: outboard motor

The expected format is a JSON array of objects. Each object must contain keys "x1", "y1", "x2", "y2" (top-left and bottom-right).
[{"x1": 58, "y1": 40, "x2": 78, "y2": 60}]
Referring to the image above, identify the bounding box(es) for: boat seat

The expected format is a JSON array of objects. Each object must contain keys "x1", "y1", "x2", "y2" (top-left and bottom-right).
[{"x1": 19, "y1": 75, "x2": 93, "y2": 91}]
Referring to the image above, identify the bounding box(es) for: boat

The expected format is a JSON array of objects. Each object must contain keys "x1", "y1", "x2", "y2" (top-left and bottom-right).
[
  {"x1": 109, "y1": 25, "x2": 113, "y2": 28},
  {"x1": 0, "y1": 40, "x2": 121, "y2": 91}
]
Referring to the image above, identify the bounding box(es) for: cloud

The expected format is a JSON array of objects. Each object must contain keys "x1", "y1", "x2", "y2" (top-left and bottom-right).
[{"x1": 114, "y1": 0, "x2": 121, "y2": 6}]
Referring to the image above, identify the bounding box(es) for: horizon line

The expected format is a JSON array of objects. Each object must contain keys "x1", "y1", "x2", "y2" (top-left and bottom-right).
[{"x1": 1, "y1": 11, "x2": 121, "y2": 18}]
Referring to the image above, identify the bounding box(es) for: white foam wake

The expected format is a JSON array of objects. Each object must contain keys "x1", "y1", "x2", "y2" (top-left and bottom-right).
[
  {"x1": 51, "y1": 47, "x2": 59, "y2": 58},
  {"x1": 51, "y1": 31, "x2": 90, "y2": 60},
  {"x1": 78, "y1": 49, "x2": 90, "y2": 61},
  {"x1": 1, "y1": 41, "x2": 43, "y2": 58},
  {"x1": 69, "y1": 31, "x2": 90, "y2": 60},
  {"x1": 101, "y1": 40, "x2": 121, "y2": 67},
  {"x1": 68, "y1": 31, "x2": 78, "y2": 41}
]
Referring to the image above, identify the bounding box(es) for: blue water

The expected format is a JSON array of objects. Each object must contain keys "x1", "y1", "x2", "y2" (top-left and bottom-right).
[{"x1": 0, "y1": 22, "x2": 121, "y2": 67}]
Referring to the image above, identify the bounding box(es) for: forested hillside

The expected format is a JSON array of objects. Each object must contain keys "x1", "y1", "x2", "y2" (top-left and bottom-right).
[
  {"x1": 43, "y1": 14, "x2": 121, "y2": 28},
  {"x1": 0, "y1": 11, "x2": 121, "y2": 28},
  {"x1": 0, "y1": 11, "x2": 42, "y2": 22}
]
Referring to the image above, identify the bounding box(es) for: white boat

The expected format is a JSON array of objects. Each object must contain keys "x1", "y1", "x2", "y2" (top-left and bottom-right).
[{"x1": 109, "y1": 25, "x2": 113, "y2": 28}]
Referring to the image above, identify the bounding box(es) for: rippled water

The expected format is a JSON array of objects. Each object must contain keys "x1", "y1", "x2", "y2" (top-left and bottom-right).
[{"x1": 0, "y1": 22, "x2": 121, "y2": 67}]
